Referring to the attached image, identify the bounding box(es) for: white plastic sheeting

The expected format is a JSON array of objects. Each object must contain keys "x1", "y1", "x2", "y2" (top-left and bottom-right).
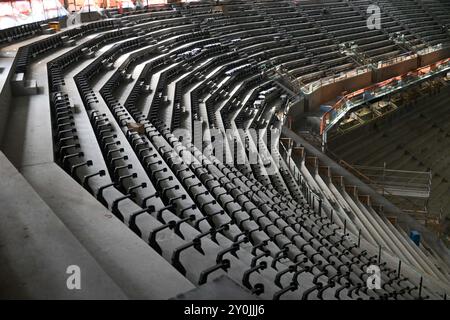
[
  {"x1": 0, "y1": 0, "x2": 68, "y2": 29},
  {"x1": 79, "y1": 0, "x2": 103, "y2": 12}
]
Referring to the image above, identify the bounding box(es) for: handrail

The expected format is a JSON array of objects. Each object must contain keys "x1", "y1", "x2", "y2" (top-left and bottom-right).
[
  {"x1": 278, "y1": 139, "x2": 365, "y2": 245},
  {"x1": 278, "y1": 141, "x2": 323, "y2": 202},
  {"x1": 278, "y1": 140, "x2": 351, "y2": 228}
]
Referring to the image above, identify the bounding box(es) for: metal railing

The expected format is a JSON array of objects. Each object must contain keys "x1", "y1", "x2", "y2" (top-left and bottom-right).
[
  {"x1": 279, "y1": 140, "x2": 327, "y2": 210},
  {"x1": 278, "y1": 139, "x2": 354, "y2": 234},
  {"x1": 319, "y1": 57, "x2": 450, "y2": 144}
]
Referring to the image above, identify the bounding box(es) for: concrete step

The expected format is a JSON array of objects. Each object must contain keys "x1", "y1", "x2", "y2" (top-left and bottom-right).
[
  {"x1": 0, "y1": 151, "x2": 127, "y2": 299},
  {"x1": 11, "y1": 73, "x2": 39, "y2": 96}
]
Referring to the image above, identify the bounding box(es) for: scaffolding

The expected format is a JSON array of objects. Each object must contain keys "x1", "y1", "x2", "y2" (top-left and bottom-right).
[
  {"x1": 339, "y1": 160, "x2": 432, "y2": 217},
  {"x1": 348, "y1": 164, "x2": 432, "y2": 199}
]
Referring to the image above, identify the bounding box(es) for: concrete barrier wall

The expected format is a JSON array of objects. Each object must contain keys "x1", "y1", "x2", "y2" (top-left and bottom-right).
[
  {"x1": 419, "y1": 47, "x2": 450, "y2": 67},
  {"x1": 374, "y1": 56, "x2": 419, "y2": 83},
  {"x1": 287, "y1": 98, "x2": 305, "y2": 131},
  {"x1": 307, "y1": 47, "x2": 450, "y2": 111},
  {"x1": 0, "y1": 57, "x2": 15, "y2": 145},
  {"x1": 308, "y1": 70, "x2": 373, "y2": 111}
]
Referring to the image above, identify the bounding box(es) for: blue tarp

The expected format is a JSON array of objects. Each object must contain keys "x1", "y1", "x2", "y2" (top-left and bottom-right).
[{"x1": 410, "y1": 230, "x2": 421, "y2": 246}]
